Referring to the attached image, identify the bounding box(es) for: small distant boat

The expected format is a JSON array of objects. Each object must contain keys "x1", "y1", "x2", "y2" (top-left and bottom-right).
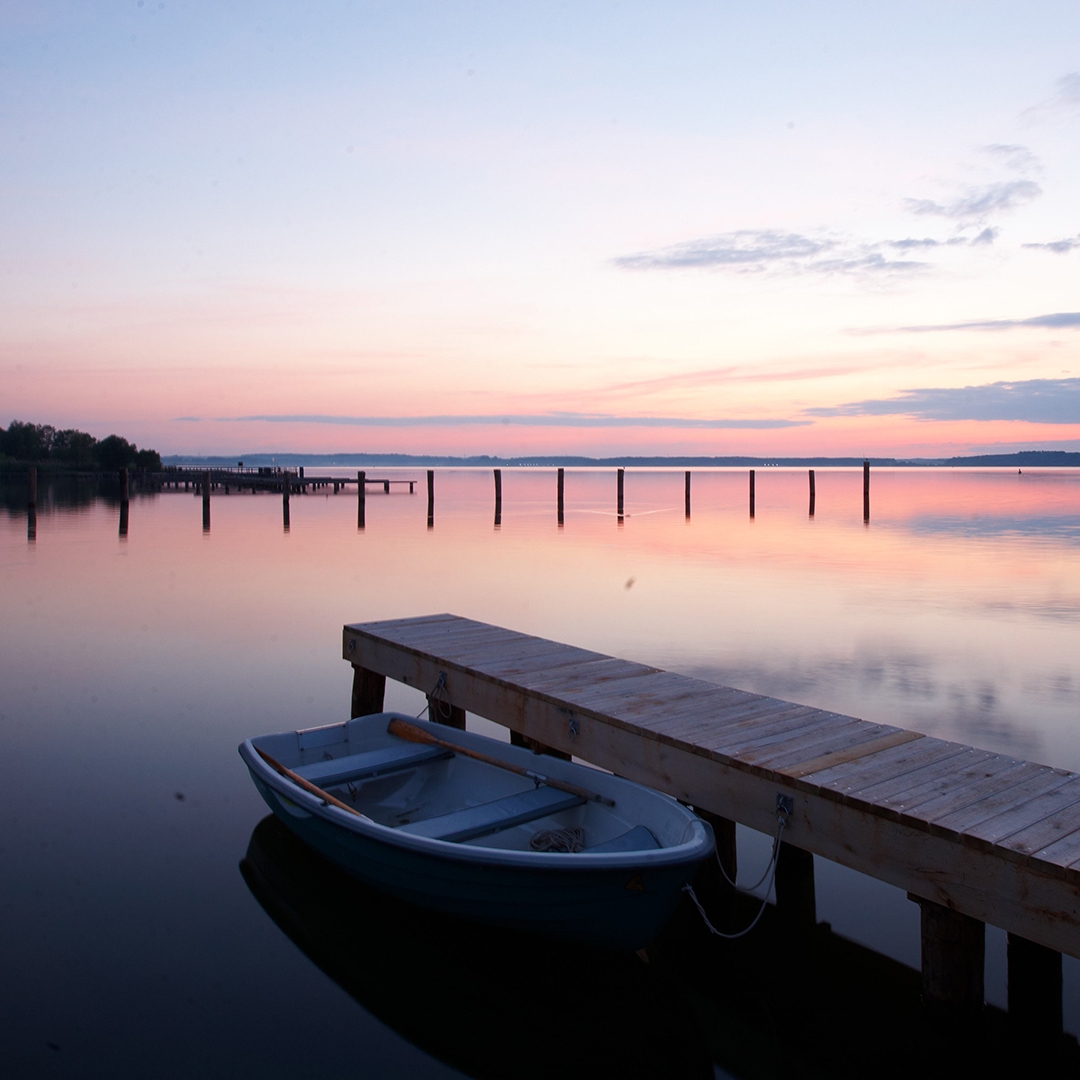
[{"x1": 239, "y1": 712, "x2": 714, "y2": 950}]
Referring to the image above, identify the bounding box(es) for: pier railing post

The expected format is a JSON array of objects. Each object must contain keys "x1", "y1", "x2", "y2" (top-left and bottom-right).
[
  {"x1": 1008, "y1": 932, "x2": 1062, "y2": 1037},
  {"x1": 557, "y1": 467, "x2": 564, "y2": 526},
  {"x1": 684, "y1": 470, "x2": 691, "y2": 519},
  {"x1": 351, "y1": 665, "x2": 386, "y2": 717},
  {"x1": 749, "y1": 469, "x2": 755, "y2": 517},
  {"x1": 911, "y1": 895, "x2": 984, "y2": 1016},
  {"x1": 808, "y1": 468, "x2": 815, "y2": 516},
  {"x1": 357, "y1": 470, "x2": 366, "y2": 529},
  {"x1": 427, "y1": 469, "x2": 434, "y2": 528}
]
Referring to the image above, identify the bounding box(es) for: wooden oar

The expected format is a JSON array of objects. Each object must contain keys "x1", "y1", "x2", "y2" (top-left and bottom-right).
[
  {"x1": 387, "y1": 717, "x2": 615, "y2": 807},
  {"x1": 255, "y1": 747, "x2": 373, "y2": 821}
]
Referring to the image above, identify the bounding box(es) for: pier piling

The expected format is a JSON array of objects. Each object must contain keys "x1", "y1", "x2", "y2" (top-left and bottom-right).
[
  {"x1": 749, "y1": 469, "x2": 755, "y2": 517},
  {"x1": 685, "y1": 471, "x2": 691, "y2": 518},
  {"x1": 202, "y1": 470, "x2": 211, "y2": 532},
  {"x1": 357, "y1": 471, "x2": 366, "y2": 529},
  {"x1": 913, "y1": 896, "x2": 985, "y2": 1017},
  {"x1": 863, "y1": 460, "x2": 870, "y2": 521},
  {"x1": 427, "y1": 470, "x2": 434, "y2": 528},
  {"x1": 617, "y1": 468, "x2": 624, "y2": 520},
  {"x1": 282, "y1": 471, "x2": 291, "y2": 531},
  {"x1": 557, "y1": 467, "x2": 564, "y2": 526},
  {"x1": 809, "y1": 469, "x2": 815, "y2": 516},
  {"x1": 493, "y1": 469, "x2": 502, "y2": 527},
  {"x1": 351, "y1": 665, "x2": 386, "y2": 717},
  {"x1": 1008, "y1": 933, "x2": 1063, "y2": 1037},
  {"x1": 775, "y1": 843, "x2": 817, "y2": 934},
  {"x1": 27, "y1": 466, "x2": 37, "y2": 511}
]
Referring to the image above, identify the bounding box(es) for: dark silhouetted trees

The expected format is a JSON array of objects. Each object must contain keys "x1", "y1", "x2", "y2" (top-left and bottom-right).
[{"x1": 0, "y1": 420, "x2": 161, "y2": 470}]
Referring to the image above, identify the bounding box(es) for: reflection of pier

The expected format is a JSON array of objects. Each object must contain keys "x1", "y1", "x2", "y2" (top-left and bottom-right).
[{"x1": 344, "y1": 613, "x2": 1080, "y2": 1042}]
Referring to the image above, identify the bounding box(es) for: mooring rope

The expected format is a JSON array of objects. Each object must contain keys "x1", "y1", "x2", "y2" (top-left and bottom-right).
[
  {"x1": 682, "y1": 799, "x2": 789, "y2": 941},
  {"x1": 420, "y1": 671, "x2": 454, "y2": 722}
]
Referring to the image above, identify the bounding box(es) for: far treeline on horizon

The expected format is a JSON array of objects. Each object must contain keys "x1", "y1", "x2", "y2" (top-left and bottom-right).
[
  {"x1": 0, "y1": 420, "x2": 161, "y2": 471},
  {"x1": 3, "y1": 418, "x2": 1079, "y2": 471}
]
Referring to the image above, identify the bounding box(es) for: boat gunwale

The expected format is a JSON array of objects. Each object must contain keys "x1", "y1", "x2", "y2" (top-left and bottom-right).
[{"x1": 238, "y1": 717, "x2": 713, "y2": 872}]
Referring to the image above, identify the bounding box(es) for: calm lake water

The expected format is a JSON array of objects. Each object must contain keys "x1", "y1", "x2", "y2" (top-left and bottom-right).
[{"x1": 3, "y1": 466, "x2": 1080, "y2": 1076}]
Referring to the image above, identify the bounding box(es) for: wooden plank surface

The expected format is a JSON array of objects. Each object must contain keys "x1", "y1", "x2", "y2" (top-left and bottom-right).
[{"x1": 343, "y1": 614, "x2": 1080, "y2": 957}]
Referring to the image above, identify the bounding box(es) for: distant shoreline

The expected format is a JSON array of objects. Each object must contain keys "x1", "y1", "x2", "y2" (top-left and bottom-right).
[{"x1": 160, "y1": 450, "x2": 1080, "y2": 468}]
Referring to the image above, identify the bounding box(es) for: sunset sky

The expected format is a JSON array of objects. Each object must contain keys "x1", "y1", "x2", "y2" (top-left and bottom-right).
[{"x1": 2, "y1": 2, "x2": 1079, "y2": 457}]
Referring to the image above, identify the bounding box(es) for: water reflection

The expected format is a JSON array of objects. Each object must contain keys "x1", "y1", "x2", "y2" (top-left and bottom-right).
[{"x1": 240, "y1": 815, "x2": 712, "y2": 1080}]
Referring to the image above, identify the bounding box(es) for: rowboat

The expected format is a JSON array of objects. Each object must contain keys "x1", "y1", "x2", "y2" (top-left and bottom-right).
[{"x1": 239, "y1": 712, "x2": 714, "y2": 950}]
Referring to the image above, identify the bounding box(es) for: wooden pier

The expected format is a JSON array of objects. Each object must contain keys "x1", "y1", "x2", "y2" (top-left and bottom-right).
[{"x1": 344, "y1": 612, "x2": 1079, "y2": 1022}]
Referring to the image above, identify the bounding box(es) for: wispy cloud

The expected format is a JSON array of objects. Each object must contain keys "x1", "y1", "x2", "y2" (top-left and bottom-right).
[
  {"x1": 613, "y1": 229, "x2": 930, "y2": 277},
  {"x1": 1023, "y1": 235, "x2": 1080, "y2": 254},
  {"x1": 983, "y1": 143, "x2": 1042, "y2": 173},
  {"x1": 1022, "y1": 71, "x2": 1080, "y2": 120},
  {"x1": 852, "y1": 311, "x2": 1080, "y2": 335},
  {"x1": 199, "y1": 412, "x2": 811, "y2": 430},
  {"x1": 904, "y1": 180, "x2": 1041, "y2": 224},
  {"x1": 808, "y1": 378, "x2": 1080, "y2": 424}
]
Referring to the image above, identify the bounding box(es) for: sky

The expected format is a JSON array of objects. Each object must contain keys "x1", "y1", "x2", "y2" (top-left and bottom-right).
[{"x1": 2, "y1": 1, "x2": 1079, "y2": 458}]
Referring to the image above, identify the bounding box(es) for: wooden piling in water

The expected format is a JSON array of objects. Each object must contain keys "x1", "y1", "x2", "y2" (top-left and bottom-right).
[
  {"x1": 351, "y1": 665, "x2": 386, "y2": 717},
  {"x1": 427, "y1": 470, "x2": 434, "y2": 527},
  {"x1": 749, "y1": 469, "x2": 755, "y2": 517},
  {"x1": 913, "y1": 895, "x2": 985, "y2": 1016},
  {"x1": 617, "y1": 468, "x2": 624, "y2": 518},
  {"x1": 557, "y1": 467, "x2": 564, "y2": 526},
  {"x1": 119, "y1": 467, "x2": 129, "y2": 505},
  {"x1": 202, "y1": 470, "x2": 211, "y2": 531},
  {"x1": 282, "y1": 471, "x2": 291, "y2": 530},
  {"x1": 775, "y1": 842, "x2": 816, "y2": 933},
  {"x1": 493, "y1": 468, "x2": 502, "y2": 527},
  {"x1": 357, "y1": 470, "x2": 366, "y2": 529},
  {"x1": 808, "y1": 468, "x2": 815, "y2": 516},
  {"x1": 863, "y1": 460, "x2": 870, "y2": 521},
  {"x1": 119, "y1": 465, "x2": 129, "y2": 537},
  {"x1": 1008, "y1": 933, "x2": 1063, "y2": 1036},
  {"x1": 684, "y1": 471, "x2": 691, "y2": 518},
  {"x1": 27, "y1": 466, "x2": 37, "y2": 510}
]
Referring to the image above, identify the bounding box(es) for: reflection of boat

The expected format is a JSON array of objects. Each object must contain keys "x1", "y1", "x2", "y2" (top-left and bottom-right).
[
  {"x1": 240, "y1": 814, "x2": 713, "y2": 1080},
  {"x1": 239, "y1": 713, "x2": 713, "y2": 950}
]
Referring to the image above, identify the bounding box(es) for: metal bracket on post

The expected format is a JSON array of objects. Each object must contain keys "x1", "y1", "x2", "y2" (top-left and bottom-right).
[
  {"x1": 567, "y1": 713, "x2": 579, "y2": 742},
  {"x1": 776, "y1": 793, "x2": 794, "y2": 824}
]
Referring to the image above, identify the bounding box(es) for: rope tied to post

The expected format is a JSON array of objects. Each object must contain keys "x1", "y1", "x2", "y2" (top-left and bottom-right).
[
  {"x1": 421, "y1": 671, "x2": 454, "y2": 722},
  {"x1": 682, "y1": 795, "x2": 791, "y2": 941}
]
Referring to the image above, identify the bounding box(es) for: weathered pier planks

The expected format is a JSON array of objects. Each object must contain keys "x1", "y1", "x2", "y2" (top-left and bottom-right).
[{"x1": 343, "y1": 612, "x2": 1080, "y2": 1020}]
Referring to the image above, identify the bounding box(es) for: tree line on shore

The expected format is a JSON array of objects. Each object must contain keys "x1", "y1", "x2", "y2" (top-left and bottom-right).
[{"x1": 0, "y1": 420, "x2": 162, "y2": 471}]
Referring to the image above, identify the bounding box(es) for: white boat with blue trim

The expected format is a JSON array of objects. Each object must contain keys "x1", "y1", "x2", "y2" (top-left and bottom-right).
[{"x1": 239, "y1": 712, "x2": 714, "y2": 950}]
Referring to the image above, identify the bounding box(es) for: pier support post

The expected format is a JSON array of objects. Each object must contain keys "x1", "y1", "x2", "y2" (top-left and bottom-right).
[
  {"x1": 617, "y1": 468, "x2": 624, "y2": 520},
  {"x1": 202, "y1": 470, "x2": 211, "y2": 532},
  {"x1": 808, "y1": 469, "x2": 815, "y2": 516},
  {"x1": 684, "y1": 470, "x2": 691, "y2": 519},
  {"x1": 689, "y1": 808, "x2": 737, "y2": 917},
  {"x1": 282, "y1": 471, "x2": 290, "y2": 531},
  {"x1": 911, "y1": 895, "x2": 984, "y2": 1016},
  {"x1": 493, "y1": 468, "x2": 502, "y2": 528},
  {"x1": 27, "y1": 466, "x2": 37, "y2": 541},
  {"x1": 749, "y1": 469, "x2": 755, "y2": 517},
  {"x1": 427, "y1": 469, "x2": 434, "y2": 528},
  {"x1": 510, "y1": 730, "x2": 571, "y2": 760},
  {"x1": 350, "y1": 665, "x2": 385, "y2": 717},
  {"x1": 357, "y1": 470, "x2": 366, "y2": 529},
  {"x1": 428, "y1": 697, "x2": 466, "y2": 730},
  {"x1": 1008, "y1": 933, "x2": 1062, "y2": 1037},
  {"x1": 775, "y1": 842, "x2": 816, "y2": 932},
  {"x1": 863, "y1": 459, "x2": 870, "y2": 522},
  {"x1": 557, "y1": 467, "x2": 564, "y2": 526}
]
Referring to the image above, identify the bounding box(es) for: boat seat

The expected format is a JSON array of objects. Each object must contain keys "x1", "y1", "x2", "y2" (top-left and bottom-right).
[
  {"x1": 397, "y1": 785, "x2": 584, "y2": 843},
  {"x1": 292, "y1": 744, "x2": 452, "y2": 788},
  {"x1": 586, "y1": 825, "x2": 660, "y2": 853}
]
